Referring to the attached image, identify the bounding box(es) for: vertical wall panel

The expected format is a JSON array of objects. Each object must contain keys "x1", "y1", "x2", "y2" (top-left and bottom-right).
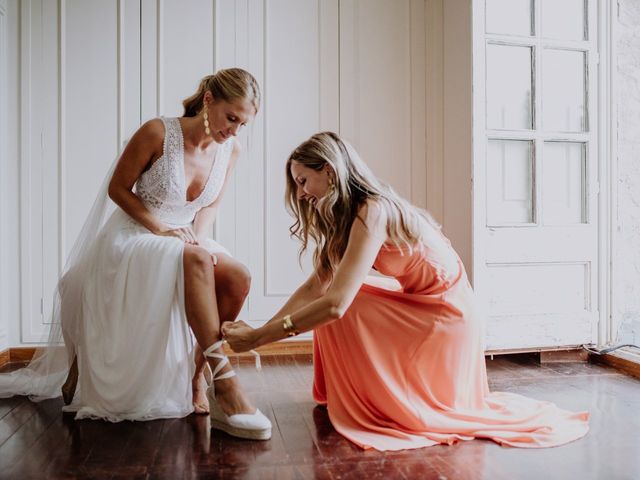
[
  {"x1": 226, "y1": 0, "x2": 341, "y2": 319},
  {"x1": 443, "y1": 0, "x2": 472, "y2": 280},
  {"x1": 140, "y1": 0, "x2": 158, "y2": 121},
  {"x1": 120, "y1": 0, "x2": 142, "y2": 148},
  {"x1": 426, "y1": 0, "x2": 444, "y2": 223},
  {"x1": 410, "y1": 0, "x2": 428, "y2": 210},
  {"x1": 64, "y1": 0, "x2": 119, "y2": 254},
  {"x1": 264, "y1": 0, "x2": 328, "y2": 295},
  {"x1": 40, "y1": 0, "x2": 61, "y2": 328},
  {"x1": 20, "y1": 0, "x2": 140, "y2": 343},
  {"x1": 339, "y1": 0, "x2": 420, "y2": 202},
  {"x1": 227, "y1": 0, "x2": 265, "y2": 318},
  {"x1": 4, "y1": 0, "x2": 20, "y2": 347},
  {"x1": 20, "y1": 0, "x2": 62, "y2": 341},
  {"x1": 212, "y1": 0, "x2": 243, "y2": 262},
  {"x1": 0, "y1": 0, "x2": 7, "y2": 348},
  {"x1": 141, "y1": 0, "x2": 215, "y2": 120},
  {"x1": 158, "y1": 0, "x2": 215, "y2": 118}
]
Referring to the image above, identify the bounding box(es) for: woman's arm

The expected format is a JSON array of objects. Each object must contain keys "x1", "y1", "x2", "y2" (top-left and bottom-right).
[
  {"x1": 261, "y1": 270, "x2": 329, "y2": 324},
  {"x1": 192, "y1": 140, "x2": 240, "y2": 242},
  {"x1": 223, "y1": 200, "x2": 387, "y2": 351}
]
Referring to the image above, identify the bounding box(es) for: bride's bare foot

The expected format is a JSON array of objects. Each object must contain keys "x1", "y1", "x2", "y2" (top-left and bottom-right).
[
  {"x1": 192, "y1": 373, "x2": 210, "y2": 414},
  {"x1": 212, "y1": 376, "x2": 256, "y2": 416}
]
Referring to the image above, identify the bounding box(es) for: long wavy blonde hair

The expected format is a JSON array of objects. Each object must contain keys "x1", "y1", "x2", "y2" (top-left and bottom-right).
[{"x1": 285, "y1": 131, "x2": 438, "y2": 281}]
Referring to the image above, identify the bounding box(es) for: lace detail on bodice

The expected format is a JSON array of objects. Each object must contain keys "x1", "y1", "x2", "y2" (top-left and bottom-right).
[{"x1": 135, "y1": 117, "x2": 233, "y2": 227}]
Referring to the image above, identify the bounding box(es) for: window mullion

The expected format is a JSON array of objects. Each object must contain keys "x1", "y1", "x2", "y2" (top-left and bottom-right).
[{"x1": 534, "y1": 0, "x2": 542, "y2": 226}]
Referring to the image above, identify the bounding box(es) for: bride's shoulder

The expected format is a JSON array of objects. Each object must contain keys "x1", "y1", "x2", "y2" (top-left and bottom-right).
[
  {"x1": 223, "y1": 138, "x2": 242, "y2": 166},
  {"x1": 229, "y1": 137, "x2": 242, "y2": 155},
  {"x1": 138, "y1": 118, "x2": 166, "y2": 141},
  {"x1": 128, "y1": 118, "x2": 165, "y2": 148},
  {"x1": 119, "y1": 119, "x2": 165, "y2": 162}
]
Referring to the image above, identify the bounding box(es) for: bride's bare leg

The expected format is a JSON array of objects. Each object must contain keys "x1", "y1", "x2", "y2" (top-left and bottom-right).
[
  {"x1": 192, "y1": 254, "x2": 251, "y2": 414},
  {"x1": 183, "y1": 245, "x2": 254, "y2": 415},
  {"x1": 192, "y1": 345, "x2": 210, "y2": 414},
  {"x1": 61, "y1": 355, "x2": 78, "y2": 405}
]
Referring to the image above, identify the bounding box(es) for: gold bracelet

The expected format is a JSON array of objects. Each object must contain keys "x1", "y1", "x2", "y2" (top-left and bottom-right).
[{"x1": 282, "y1": 314, "x2": 299, "y2": 337}]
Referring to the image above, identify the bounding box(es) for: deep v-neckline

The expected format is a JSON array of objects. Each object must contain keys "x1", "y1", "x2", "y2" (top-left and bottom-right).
[{"x1": 176, "y1": 118, "x2": 219, "y2": 204}]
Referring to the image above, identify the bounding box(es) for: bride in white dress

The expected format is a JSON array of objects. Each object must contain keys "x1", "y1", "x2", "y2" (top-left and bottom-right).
[{"x1": 0, "y1": 68, "x2": 271, "y2": 440}]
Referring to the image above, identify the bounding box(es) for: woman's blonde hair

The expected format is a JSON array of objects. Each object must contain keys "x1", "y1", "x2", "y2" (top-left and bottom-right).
[
  {"x1": 182, "y1": 68, "x2": 261, "y2": 117},
  {"x1": 285, "y1": 131, "x2": 438, "y2": 281}
]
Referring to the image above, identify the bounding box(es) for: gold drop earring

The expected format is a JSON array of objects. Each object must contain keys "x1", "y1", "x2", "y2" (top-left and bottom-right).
[
  {"x1": 203, "y1": 103, "x2": 211, "y2": 136},
  {"x1": 327, "y1": 177, "x2": 336, "y2": 194}
]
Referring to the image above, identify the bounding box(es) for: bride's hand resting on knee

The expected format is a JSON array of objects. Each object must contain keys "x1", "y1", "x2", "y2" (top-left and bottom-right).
[
  {"x1": 222, "y1": 320, "x2": 257, "y2": 353},
  {"x1": 156, "y1": 226, "x2": 199, "y2": 245}
]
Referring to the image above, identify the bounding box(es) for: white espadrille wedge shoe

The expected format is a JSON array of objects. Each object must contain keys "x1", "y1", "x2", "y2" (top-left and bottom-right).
[{"x1": 203, "y1": 340, "x2": 271, "y2": 440}]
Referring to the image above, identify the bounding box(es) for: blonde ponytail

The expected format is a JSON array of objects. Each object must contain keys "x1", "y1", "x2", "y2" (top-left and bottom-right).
[{"x1": 182, "y1": 68, "x2": 261, "y2": 117}]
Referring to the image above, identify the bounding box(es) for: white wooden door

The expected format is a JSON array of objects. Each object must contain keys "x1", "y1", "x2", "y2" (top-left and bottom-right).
[{"x1": 473, "y1": 0, "x2": 600, "y2": 349}]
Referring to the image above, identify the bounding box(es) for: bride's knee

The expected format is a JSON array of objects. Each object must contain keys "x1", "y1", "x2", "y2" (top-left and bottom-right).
[
  {"x1": 183, "y1": 245, "x2": 214, "y2": 277},
  {"x1": 217, "y1": 261, "x2": 251, "y2": 299},
  {"x1": 232, "y1": 263, "x2": 251, "y2": 298}
]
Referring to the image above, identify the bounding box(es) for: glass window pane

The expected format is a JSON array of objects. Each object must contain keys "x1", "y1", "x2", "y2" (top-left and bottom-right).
[
  {"x1": 542, "y1": 49, "x2": 586, "y2": 132},
  {"x1": 541, "y1": 0, "x2": 586, "y2": 41},
  {"x1": 486, "y1": 0, "x2": 533, "y2": 36},
  {"x1": 487, "y1": 140, "x2": 534, "y2": 225},
  {"x1": 542, "y1": 142, "x2": 586, "y2": 224},
  {"x1": 487, "y1": 44, "x2": 533, "y2": 130}
]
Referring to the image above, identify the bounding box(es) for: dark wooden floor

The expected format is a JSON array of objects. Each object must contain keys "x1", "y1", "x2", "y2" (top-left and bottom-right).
[{"x1": 1, "y1": 354, "x2": 639, "y2": 480}]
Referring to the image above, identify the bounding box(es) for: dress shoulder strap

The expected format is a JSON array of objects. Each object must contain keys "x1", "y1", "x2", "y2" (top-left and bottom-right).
[
  {"x1": 159, "y1": 117, "x2": 183, "y2": 163},
  {"x1": 219, "y1": 138, "x2": 235, "y2": 170}
]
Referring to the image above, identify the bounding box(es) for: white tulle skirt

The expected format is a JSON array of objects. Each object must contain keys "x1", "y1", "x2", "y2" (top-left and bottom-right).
[
  {"x1": 63, "y1": 209, "x2": 230, "y2": 421},
  {"x1": 0, "y1": 203, "x2": 230, "y2": 422}
]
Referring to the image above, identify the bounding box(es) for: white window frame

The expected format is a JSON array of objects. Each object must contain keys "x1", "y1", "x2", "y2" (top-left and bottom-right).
[
  {"x1": 473, "y1": 0, "x2": 614, "y2": 347},
  {"x1": 484, "y1": 1, "x2": 597, "y2": 228},
  {"x1": 597, "y1": 0, "x2": 618, "y2": 348}
]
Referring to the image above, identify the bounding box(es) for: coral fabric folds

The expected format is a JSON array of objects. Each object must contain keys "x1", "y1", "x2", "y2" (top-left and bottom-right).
[{"x1": 312, "y1": 227, "x2": 589, "y2": 451}]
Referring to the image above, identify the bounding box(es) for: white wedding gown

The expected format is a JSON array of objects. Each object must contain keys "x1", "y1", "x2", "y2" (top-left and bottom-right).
[{"x1": 0, "y1": 117, "x2": 234, "y2": 422}]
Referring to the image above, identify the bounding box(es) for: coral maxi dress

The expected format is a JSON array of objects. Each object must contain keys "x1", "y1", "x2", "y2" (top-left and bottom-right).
[{"x1": 312, "y1": 224, "x2": 589, "y2": 451}]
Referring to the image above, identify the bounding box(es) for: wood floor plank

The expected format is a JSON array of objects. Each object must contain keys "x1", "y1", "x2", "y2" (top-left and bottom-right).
[
  {"x1": 0, "y1": 400, "x2": 39, "y2": 448},
  {"x1": 0, "y1": 398, "x2": 61, "y2": 477},
  {"x1": 0, "y1": 396, "x2": 22, "y2": 422}
]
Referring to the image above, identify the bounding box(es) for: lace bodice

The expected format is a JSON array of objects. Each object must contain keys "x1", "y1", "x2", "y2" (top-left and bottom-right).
[{"x1": 135, "y1": 117, "x2": 233, "y2": 227}]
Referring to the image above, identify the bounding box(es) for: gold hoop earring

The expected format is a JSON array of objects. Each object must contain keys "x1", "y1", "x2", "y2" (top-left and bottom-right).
[
  {"x1": 328, "y1": 178, "x2": 335, "y2": 194},
  {"x1": 203, "y1": 104, "x2": 211, "y2": 136}
]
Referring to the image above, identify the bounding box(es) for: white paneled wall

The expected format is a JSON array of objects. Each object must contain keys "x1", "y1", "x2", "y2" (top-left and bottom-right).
[
  {"x1": 8, "y1": 0, "x2": 451, "y2": 345},
  {"x1": 0, "y1": 0, "x2": 8, "y2": 349}
]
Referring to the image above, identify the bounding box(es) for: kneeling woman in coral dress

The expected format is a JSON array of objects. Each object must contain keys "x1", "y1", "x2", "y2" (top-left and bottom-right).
[{"x1": 223, "y1": 132, "x2": 589, "y2": 451}]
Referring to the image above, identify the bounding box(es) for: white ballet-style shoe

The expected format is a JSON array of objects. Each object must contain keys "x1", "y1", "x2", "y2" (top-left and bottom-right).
[{"x1": 203, "y1": 340, "x2": 272, "y2": 440}]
